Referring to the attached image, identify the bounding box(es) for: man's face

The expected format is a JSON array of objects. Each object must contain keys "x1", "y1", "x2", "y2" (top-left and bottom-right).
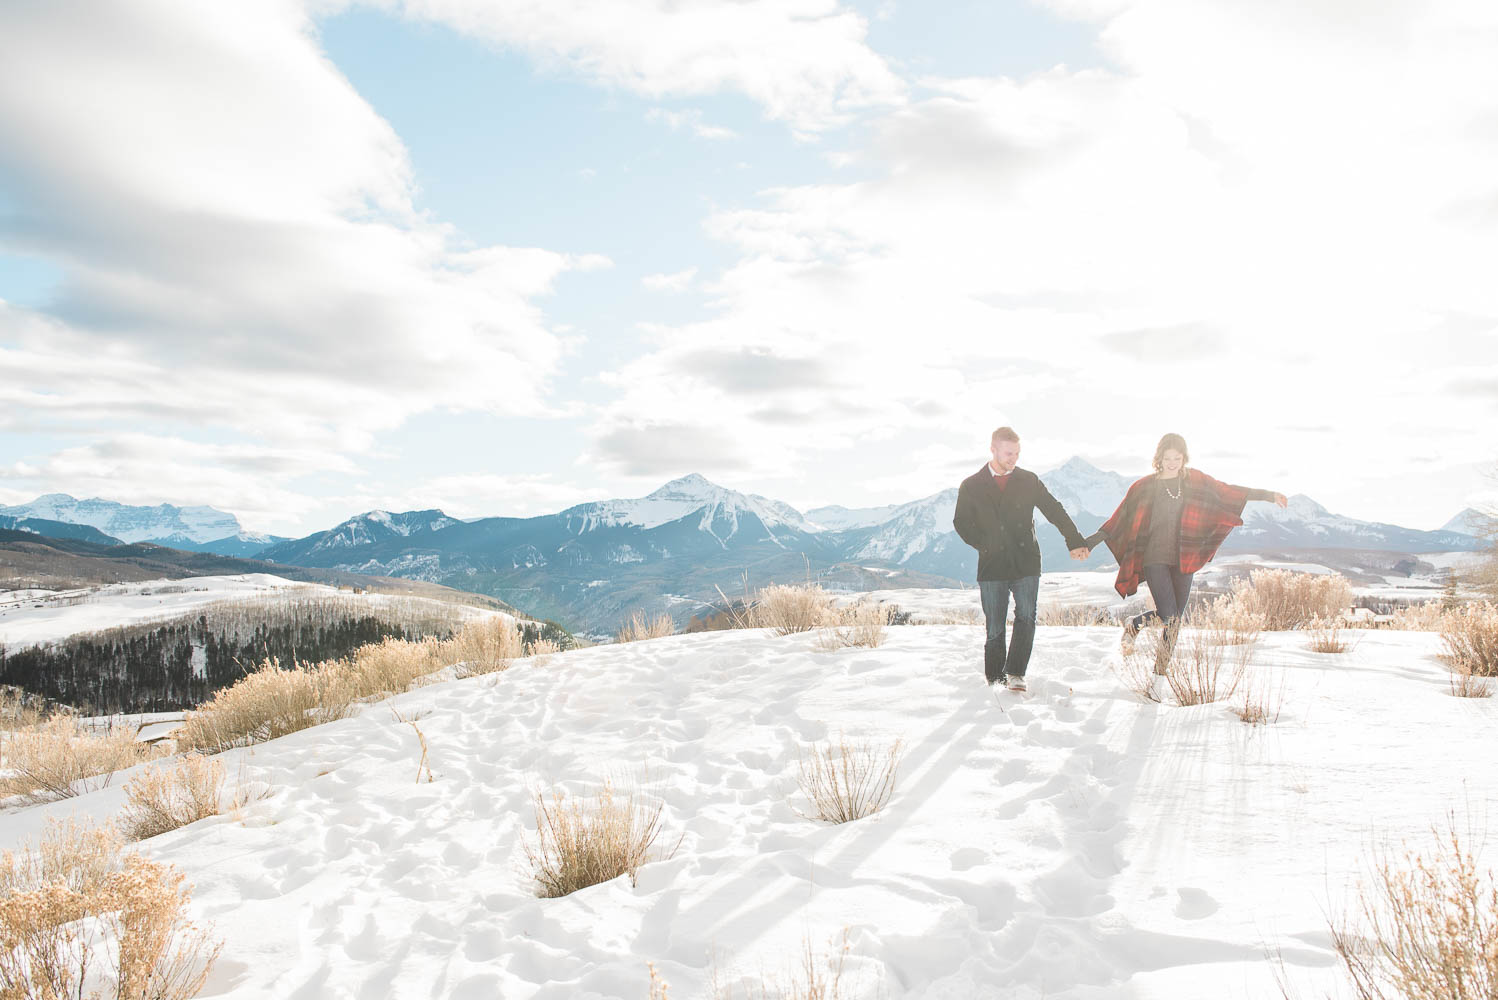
[{"x1": 990, "y1": 438, "x2": 1020, "y2": 472}]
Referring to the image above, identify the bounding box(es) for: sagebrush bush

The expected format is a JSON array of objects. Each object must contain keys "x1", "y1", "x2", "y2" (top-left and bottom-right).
[
  {"x1": 1231, "y1": 568, "x2": 1353, "y2": 630},
  {"x1": 1440, "y1": 601, "x2": 1498, "y2": 678},
  {"x1": 0, "y1": 816, "x2": 122, "y2": 901},
  {"x1": 753, "y1": 584, "x2": 833, "y2": 636},
  {"x1": 524, "y1": 781, "x2": 676, "y2": 898},
  {"x1": 0, "y1": 716, "x2": 151, "y2": 802},
  {"x1": 121, "y1": 754, "x2": 226, "y2": 841},
  {"x1": 177, "y1": 656, "x2": 353, "y2": 754},
  {"x1": 797, "y1": 736, "x2": 902, "y2": 824},
  {"x1": 615, "y1": 611, "x2": 676, "y2": 644},
  {"x1": 1324, "y1": 820, "x2": 1497, "y2": 1000},
  {"x1": 448, "y1": 616, "x2": 524, "y2": 676},
  {"x1": 0, "y1": 818, "x2": 219, "y2": 1000}
]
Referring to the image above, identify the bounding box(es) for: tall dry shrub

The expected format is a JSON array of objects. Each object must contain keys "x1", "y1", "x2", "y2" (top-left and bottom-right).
[
  {"x1": 448, "y1": 616, "x2": 523, "y2": 676},
  {"x1": 0, "y1": 818, "x2": 219, "y2": 1000},
  {"x1": 753, "y1": 584, "x2": 833, "y2": 636},
  {"x1": 1386, "y1": 601, "x2": 1447, "y2": 632},
  {"x1": 344, "y1": 636, "x2": 446, "y2": 698},
  {"x1": 177, "y1": 656, "x2": 353, "y2": 754},
  {"x1": 615, "y1": 611, "x2": 676, "y2": 644},
  {"x1": 523, "y1": 780, "x2": 677, "y2": 898},
  {"x1": 1231, "y1": 568, "x2": 1353, "y2": 630},
  {"x1": 121, "y1": 754, "x2": 226, "y2": 841},
  {"x1": 1326, "y1": 820, "x2": 1497, "y2": 1000},
  {"x1": 1440, "y1": 601, "x2": 1498, "y2": 677},
  {"x1": 0, "y1": 716, "x2": 150, "y2": 802}
]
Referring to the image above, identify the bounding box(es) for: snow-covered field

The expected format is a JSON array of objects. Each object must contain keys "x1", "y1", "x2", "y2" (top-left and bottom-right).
[
  {"x1": 2, "y1": 602, "x2": 1492, "y2": 999},
  {"x1": 0, "y1": 573, "x2": 504, "y2": 649}
]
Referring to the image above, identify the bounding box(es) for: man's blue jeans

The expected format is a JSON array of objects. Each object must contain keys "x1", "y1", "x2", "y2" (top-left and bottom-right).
[{"x1": 979, "y1": 575, "x2": 1039, "y2": 683}]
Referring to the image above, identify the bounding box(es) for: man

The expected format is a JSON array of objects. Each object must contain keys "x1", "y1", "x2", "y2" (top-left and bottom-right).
[{"x1": 952, "y1": 427, "x2": 1090, "y2": 691}]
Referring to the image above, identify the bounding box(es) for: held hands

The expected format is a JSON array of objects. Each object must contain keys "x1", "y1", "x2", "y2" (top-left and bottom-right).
[{"x1": 1069, "y1": 547, "x2": 1091, "y2": 561}]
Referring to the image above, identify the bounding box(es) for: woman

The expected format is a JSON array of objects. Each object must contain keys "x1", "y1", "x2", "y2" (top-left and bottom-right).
[{"x1": 1083, "y1": 433, "x2": 1287, "y2": 665}]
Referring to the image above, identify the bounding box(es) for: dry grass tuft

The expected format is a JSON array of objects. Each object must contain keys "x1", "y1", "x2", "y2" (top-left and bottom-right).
[
  {"x1": 796, "y1": 736, "x2": 902, "y2": 824},
  {"x1": 448, "y1": 616, "x2": 524, "y2": 675},
  {"x1": 0, "y1": 818, "x2": 219, "y2": 1000},
  {"x1": 753, "y1": 584, "x2": 834, "y2": 636},
  {"x1": 616, "y1": 611, "x2": 677, "y2": 644},
  {"x1": 0, "y1": 716, "x2": 152, "y2": 802},
  {"x1": 1230, "y1": 568, "x2": 1354, "y2": 630},
  {"x1": 1235, "y1": 662, "x2": 1287, "y2": 724},
  {"x1": 1194, "y1": 595, "x2": 1266, "y2": 645},
  {"x1": 524, "y1": 780, "x2": 677, "y2": 898},
  {"x1": 651, "y1": 930, "x2": 857, "y2": 1000},
  {"x1": 177, "y1": 656, "x2": 353, "y2": 754},
  {"x1": 121, "y1": 754, "x2": 226, "y2": 841},
  {"x1": 1115, "y1": 631, "x2": 1167, "y2": 703},
  {"x1": 814, "y1": 600, "x2": 894, "y2": 650},
  {"x1": 1306, "y1": 615, "x2": 1357, "y2": 654},
  {"x1": 525, "y1": 638, "x2": 560, "y2": 664},
  {"x1": 1166, "y1": 624, "x2": 1250, "y2": 706},
  {"x1": 1037, "y1": 604, "x2": 1113, "y2": 627},
  {"x1": 1324, "y1": 818, "x2": 1497, "y2": 1000},
  {"x1": 923, "y1": 607, "x2": 983, "y2": 626}
]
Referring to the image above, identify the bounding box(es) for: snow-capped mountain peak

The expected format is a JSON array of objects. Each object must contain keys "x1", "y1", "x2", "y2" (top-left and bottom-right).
[
  {"x1": 564, "y1": 475, "x2": 813, "y2": 545},
  {"x1": 0, "y1": 493, "x2": 243, "y2": 545}
]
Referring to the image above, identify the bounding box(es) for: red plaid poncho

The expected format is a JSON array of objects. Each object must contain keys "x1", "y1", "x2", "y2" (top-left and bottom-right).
[{"x1": 1098, "y1": 469, "x2": 1252, "y2": 598}]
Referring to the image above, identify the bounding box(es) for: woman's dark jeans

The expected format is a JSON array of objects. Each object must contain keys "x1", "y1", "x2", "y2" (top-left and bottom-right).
[{"x1": 1131, "y1": 563, "x2": 1195, "y2": 672}]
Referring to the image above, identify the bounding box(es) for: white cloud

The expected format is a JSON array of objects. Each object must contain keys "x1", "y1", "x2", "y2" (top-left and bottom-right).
[
  {"x1": 364, "y1": 0, "x2": 905, "y2": 132},
  {"x1": 587, "y1": 0, "x2": 1498, "y2": 524},
  {"x1": 646, "y1": 107, "x2": 738, "y2": 141},
  {"x1": 0, "y1": 1, "x2": 606, "y2": 462},
  {"x1": 642, "y1": 268, "x2": 697, "y2": 293}
]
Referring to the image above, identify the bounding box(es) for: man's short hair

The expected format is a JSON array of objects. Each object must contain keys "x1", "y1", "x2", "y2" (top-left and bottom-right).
[{"x1": 991, "y1": 426, "x2": 1020, "y2": 444}]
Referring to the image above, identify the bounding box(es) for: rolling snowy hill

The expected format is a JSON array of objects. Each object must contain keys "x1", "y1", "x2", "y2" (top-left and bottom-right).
[{"x1": 0, "y1": 611, "x2": 1489, "y2": 998}]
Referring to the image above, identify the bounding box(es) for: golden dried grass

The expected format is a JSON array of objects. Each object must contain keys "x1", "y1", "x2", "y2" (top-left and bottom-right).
[{"x1": 796, "y1": 736, "x2": 902, "y2": 824}]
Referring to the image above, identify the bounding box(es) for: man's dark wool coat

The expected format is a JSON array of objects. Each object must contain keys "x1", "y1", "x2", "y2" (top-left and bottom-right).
[{"x1": 952, "y1": 465, "x2": 1087, "y2": 581}]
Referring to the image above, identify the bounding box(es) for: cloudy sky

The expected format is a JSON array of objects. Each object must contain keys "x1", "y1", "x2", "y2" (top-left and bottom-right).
[{"x1": 2, "y1": 0, "x2": 1495, "y2": 538}]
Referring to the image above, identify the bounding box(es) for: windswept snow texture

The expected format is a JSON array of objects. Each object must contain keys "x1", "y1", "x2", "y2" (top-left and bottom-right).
[{"x1": 2, "y1": 613, "x2": 1492, "y2": 999}]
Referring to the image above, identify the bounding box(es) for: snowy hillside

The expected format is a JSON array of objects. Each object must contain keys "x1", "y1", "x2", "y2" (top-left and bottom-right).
[
  {"x1": 0, "y1": 573, "x2": 501, "y2": 649},
  {"x1": 1, "y1": 607, "x2": 1491, "y2": 999}
]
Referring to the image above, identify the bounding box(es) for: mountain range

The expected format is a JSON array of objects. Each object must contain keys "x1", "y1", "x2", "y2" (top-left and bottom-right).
[{"x1": 3, "y1": 462, "x2": 1487, "y2": 635}]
